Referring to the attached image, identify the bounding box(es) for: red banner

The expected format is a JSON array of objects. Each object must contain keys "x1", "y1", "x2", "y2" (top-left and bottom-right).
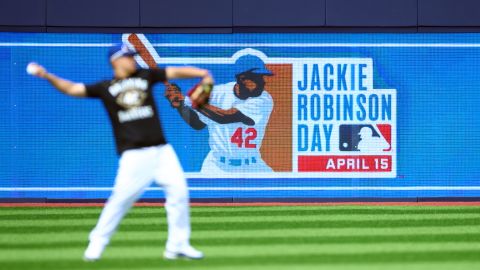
[{"x1": 298, "y1": 155, "x2": 392, "y2": 172}]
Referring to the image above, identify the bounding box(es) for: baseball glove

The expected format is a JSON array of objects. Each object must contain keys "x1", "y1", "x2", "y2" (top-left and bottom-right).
[{"x1": 187, "y1": 82, "x2": 213, "y2": 109}]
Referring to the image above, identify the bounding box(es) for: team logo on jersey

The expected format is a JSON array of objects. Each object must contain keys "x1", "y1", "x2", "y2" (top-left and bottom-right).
[
  {"x1": 109, "y1": 78, "x2": 149, "y2": 109},
  {"x1": 116, "y1": 88, "x2": 147, "y2": 109}
]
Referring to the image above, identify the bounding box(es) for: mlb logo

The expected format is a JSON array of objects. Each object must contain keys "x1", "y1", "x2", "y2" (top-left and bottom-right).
[{"x1": 339, "y1": 124, "x2": 392, "y2": 153}]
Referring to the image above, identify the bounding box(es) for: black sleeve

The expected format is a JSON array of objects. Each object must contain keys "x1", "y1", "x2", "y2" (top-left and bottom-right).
[
  {"x1": 85, "y1": 81, "x2": 108, "y2": 98},
  {"x1": 148, "y1": 68, "x2": 167, "y2": 84},
  {"x1": 177, "y1": 103, "x2": 206, "y2": 130}
]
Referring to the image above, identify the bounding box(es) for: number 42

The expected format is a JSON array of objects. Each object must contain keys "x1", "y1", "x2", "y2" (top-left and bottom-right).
[{"x1": 230, "y1": 127, "x2": 257, "y2": 148}]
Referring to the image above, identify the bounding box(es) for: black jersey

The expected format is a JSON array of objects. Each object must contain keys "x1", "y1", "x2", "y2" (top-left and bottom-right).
[{"x1": 85, "y1": 68, "x2": 167, "y2": 154}]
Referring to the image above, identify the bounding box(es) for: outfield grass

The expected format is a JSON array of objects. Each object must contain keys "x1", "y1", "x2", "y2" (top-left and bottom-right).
[{"x1": 0, "y1": 205, "x2": 479, "y2": 270}]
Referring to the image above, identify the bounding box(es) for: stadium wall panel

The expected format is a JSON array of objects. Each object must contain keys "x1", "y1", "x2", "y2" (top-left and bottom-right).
[{"x1": 1, "y1": 33, "x2": 479, "y2": 200}]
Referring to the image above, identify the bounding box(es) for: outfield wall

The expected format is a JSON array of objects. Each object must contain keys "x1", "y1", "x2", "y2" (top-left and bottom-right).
[
  {"x1": 3, "y1": 0, "x2": 480, "y2": 32},
  {"x1": 1, "y1": 33, "x2": 479, "y2": 200}
]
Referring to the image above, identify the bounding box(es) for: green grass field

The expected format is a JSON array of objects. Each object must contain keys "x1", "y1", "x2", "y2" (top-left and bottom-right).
[{"x1": 1, "y1": 205, "x2": 480, "y2": 270}]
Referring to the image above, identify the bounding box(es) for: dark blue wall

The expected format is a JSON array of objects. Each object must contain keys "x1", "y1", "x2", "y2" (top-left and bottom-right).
[
  {"x1": 327, "y1": 0, "x2": 417, "y2": 27},
  {"x1": 1, "y1": 0, "x2": 480, "y2": 32}
]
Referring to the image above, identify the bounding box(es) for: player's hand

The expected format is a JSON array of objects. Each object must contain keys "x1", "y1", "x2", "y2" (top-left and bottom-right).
[
  {"x1": 201, "y1": 72, "x2": 214, "y2": 85},
  {"x1": 187, "y1": 82, "x2": 212, "y2": 109},
  {"x1": 164, "y1": 83, "x2": 185, "y2": 108},
  {"x1": 26, "y1": 62, "x2": 48, "y2": 78}
]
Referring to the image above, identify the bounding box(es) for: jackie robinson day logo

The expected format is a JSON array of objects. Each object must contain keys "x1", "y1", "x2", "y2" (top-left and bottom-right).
[
  {"x1": 125, "y1": 34, "x2": 397, "y2": 178},
  {"x1": 294, "y1": 58, "x2": 396, "y2": 178}
]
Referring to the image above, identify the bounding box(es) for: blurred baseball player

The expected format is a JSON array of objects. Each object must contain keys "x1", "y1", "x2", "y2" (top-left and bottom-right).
[
  {"x1": 166, "y1": 54, "x2": 274, "y2": 173},
  {"x1": 27, "y1": 44, "x2": 213, "y2": 261}
]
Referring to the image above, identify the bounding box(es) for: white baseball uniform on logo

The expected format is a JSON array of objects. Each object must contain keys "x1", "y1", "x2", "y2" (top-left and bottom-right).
[{"x1": 196, "y1": 82, "x2": 274, "y2": 173}]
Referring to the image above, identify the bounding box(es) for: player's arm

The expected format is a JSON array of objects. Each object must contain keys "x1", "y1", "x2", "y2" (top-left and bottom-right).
[
  {"x1": 165, "y1": 66, "x2": 213, "y2": 84},
  {"x1": 44, "y1": 73, "x2": 87, "y2": 97},
  {"x1": 163, "y1": 66, "x2": 254, "y2": 125},
  {"x1": 176, "y1": 104, "x2": 206, "y2": 130},
  {"x1": 196, "y1": 104, "x2": 254, "y2": 126},
  {"x1": 198, "y1": 94, "x2": 272, "y2": 126},
  {"x1": 28, "y1": 63, "x2": 87, "y2": 97},
  {"x1": 165, "y1": 84, "x2": 206, "y2": 130}
]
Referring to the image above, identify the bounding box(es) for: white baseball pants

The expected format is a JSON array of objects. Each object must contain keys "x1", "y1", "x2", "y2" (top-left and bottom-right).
[{"x1": 88, "y1": 144, "x2": 191, "y2": 252}]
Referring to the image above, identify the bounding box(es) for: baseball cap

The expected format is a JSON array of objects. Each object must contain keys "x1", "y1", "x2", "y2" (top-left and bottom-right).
[
  {"x1": 234, "y1": 55, "x2": 273, "y2": 76},
  {"x1": 108, "y1": 44, "x2": 137, "y2": 61}
]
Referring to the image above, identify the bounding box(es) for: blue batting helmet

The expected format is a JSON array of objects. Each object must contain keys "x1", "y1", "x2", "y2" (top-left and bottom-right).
[{"x1": 234, "y1": 55, "x2": 273, "y2": 76}]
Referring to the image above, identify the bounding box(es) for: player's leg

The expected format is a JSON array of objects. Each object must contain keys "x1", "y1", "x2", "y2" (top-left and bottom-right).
[
  {"x1": 154, "y1": 144, "x2": 203, "y2": 259},
  {"x1": 84, "y1": 149, "x2": 155, "y2": 261}
]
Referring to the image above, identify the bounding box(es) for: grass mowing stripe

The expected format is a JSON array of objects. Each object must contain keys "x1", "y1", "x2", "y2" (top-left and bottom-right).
[
  {"x1": 2, "y1": 242, "x2": 480, "y2": 258},
  {"x1": 6, "y1": 263, "x2": 467, "y2": 270},
  {"x1": 3, "y1": 213, "x2": 480, "y2": 227},
  {"x1": 0, "y1": 217, "x2": 478, "y2": 234},
  {"x1": 194, "y1": 233, "x2": 480, "y2": 246},
  {"x1": 3, "y1": 207, "x2": 480, "y2": 220},
  {"x1": 2, "y1": 225, "x2": 479, "y2": 245},
  {"x1": 1, "y1": 205, "x2": 479, "y2": 215},
  {"x1": 1, "y1": 253, "x2": 479, "y2": 270},
  {"x1": 1, "y1": 244, "x2": 480, "y2": 261},
  {"x1": 3, "y1": 232, "x2": 480, "y2": 249},
  {"x1": 3, "y1": 210, "x2": 480, "y2": 221},
  {"x1": 194, "y1": 263, "x2": 480, "y2": 270},
  {"x1": 0, "y1": 206, "x2": 479, "y2": 270},
  {"x1": 1, "y1": 253, "x2": 480, "y2": 270}
]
